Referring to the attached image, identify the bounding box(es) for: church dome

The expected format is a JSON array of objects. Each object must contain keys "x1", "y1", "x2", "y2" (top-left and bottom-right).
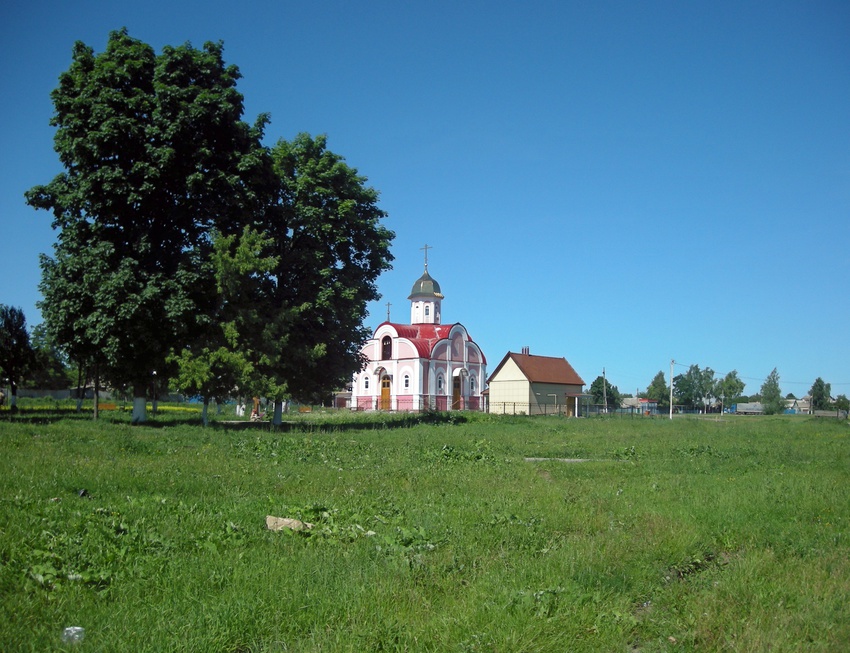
[{"x1": 408, "y1": 268, "x2": 444, "y2": 300}]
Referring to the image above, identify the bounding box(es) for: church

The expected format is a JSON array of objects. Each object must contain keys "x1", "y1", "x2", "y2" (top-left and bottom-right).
[{"x1": 350, "y1": 250, "x2": 487, "y2": 411}]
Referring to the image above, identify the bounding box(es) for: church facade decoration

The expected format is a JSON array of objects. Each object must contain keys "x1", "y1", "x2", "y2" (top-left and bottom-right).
[{"x1": 350, "y1": 253, "x2": 486, "y2": 411}]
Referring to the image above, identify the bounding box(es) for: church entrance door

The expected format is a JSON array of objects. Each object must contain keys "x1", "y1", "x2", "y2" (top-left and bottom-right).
[
  {"x1": 380, "y1": 376, "x2": 392, "y2": 410},
  {"x1": 452, "y1": 377, "x2": 461, "y2": 410}
]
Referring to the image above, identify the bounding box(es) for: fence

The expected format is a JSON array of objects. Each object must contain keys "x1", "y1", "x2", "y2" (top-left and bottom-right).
[
  {"x1": 488, "y1": 401, "x2": 666, "y2": 417},
  {"x1": 354, "y1": 394, "x2": 482, "y2": 412}
]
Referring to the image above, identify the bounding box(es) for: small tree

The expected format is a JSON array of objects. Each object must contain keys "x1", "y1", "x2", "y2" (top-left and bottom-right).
[
  {"x1": 760, "y1": 368, "x2": 784, "y2": 415},
  {"x1": 834, "y1": 394, "x2": 849, "y2": 415},
  {"x1": 809, "y1": 377, "x2": 831, "y2": 411},
  {"x1": 645, "y1": 370, "x2": 669, "y2": 409},
  {"x1": 25, "y1": 323, "x2": 71, "y2": 391},
  {"x1": 716, "y1": 370, "x2": 746, "y2": 406},
  {"x1": 673, "y1": 364, "x2": 715, "y2": 411},
  {"x1": 590, "y1": 375, "x2": 621, "y2": 410},
  {"x1": 0, "y1": 306, "x2": 36, "y2": 412},
  {"x1": 169, "y1": 227, "x2": 277, "y2": 425}
]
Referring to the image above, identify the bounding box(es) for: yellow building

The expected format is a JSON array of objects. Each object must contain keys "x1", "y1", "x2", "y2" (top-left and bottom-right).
[{"x1": 487, "y1": 348, "x2": 584, "y2": 416}]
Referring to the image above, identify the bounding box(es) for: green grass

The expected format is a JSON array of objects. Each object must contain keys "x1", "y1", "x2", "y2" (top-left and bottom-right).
[{"x1": 0, "y1": 413, "x2": 848, "y2": 651}]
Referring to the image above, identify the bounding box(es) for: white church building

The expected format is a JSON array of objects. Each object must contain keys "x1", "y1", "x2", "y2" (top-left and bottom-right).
[{"x1": 350, "y1": 257, "x2": 486, "y2": 412}]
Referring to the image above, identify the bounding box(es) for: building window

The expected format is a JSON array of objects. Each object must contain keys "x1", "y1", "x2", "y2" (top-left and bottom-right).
[
  {"x1": 437, "y1": 376, "x2": 444, "y2": 392},
  {"x1": 381, "y1": 336, "x2": 392, "y2": 360},
  {"x1": 364, "y1": 376, "x2": 370, "y2": 390},
  {"x1": 470, "y1": 376, "x2": 476, "y2": 393},
  {"x1": 404, "y1": 374, "x2": 410, "y2": 390},
  {"x1": 425, "y1": 305, "x2": 430, "y2": 317}
]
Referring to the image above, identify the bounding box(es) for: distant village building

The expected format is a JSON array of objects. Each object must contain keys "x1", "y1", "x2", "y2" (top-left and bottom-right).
[
  {"x1": 621, "y1": 397, "x2": 660, "y2": 414},
  {"x1": 487, "y1": 348, "x2": 585, "y2": 416},
  {"x1": 349, "y1": 251, "x2": 486, "y2": 411}
]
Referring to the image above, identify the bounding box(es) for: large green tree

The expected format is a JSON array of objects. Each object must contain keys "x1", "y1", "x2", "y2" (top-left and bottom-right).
[
  {"x1": 26, "y1": 29, "x2": 273, "y2": 422},
  {"x1": 0, "y1": 306, "x2": 36, "y2": 412},
  {"x1": 254, "y1": 133, "x2": 394, "y2": 409},
  {"x1": 168, "y1": 135, "x2": 395, "y2": 423},
  {"x1": 809, "y1": 377, "x2": 831, "y2": 411},
  {"x1": 760, "y1": 368, "x2": 784, "y2": 415}
]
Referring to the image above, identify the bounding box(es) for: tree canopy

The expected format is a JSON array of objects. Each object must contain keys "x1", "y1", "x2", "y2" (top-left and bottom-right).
[
  {"x1": 645, "y1": 370, "x2": 669, "y2": 408},
  {"x1": 673, "y1": 364, "x2": 716, "y2": 411},
  {"x1": 760, "y1": 368, "x2": 784, "y2": 415},
  {"x1": 716, "y1": 370, "x2": 745, "y2": 406},
  {"x1": 809, "y1": 377, "x2": 831, "y2": 411},
  {"x1": 589, "y1": 375, "x2": 621, "y2": 410},
  {"x1": 0, "y1": 306, "x2": 36, "y2": 411},
  {"x1": 27, "y1": 29, "x2": 393, "y2": 422}
]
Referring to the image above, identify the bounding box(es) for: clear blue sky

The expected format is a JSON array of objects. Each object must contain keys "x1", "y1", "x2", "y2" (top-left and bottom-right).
[{"x1": 2, "y1": 0, "x2": 848, "y2": 397}]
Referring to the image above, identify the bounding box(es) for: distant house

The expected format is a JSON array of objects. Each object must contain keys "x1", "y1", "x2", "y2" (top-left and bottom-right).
[
  {"x1": 621, "y1": 397, "x2": 660, "y2": 414},
  {"x1": 487, "y1": 348, "x2": 585, "y2": 416}
]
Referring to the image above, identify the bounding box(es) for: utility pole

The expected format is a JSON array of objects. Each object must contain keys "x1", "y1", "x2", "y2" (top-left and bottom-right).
[
  {"x1": 669, "y1": 359, "x2": 674, "y2": 420},
  {"x1": 602, "y1": 367, "x2": 607, "y2": 413}
]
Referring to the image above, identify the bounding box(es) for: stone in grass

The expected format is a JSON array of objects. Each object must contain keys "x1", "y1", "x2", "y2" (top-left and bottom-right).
[{"x1": 266, "y1": 515, "x2": 314, "y2": 532}]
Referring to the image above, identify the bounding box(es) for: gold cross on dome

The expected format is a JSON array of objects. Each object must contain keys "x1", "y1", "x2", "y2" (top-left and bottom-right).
[
  {"x1": 386, "y1": 302, "x2": 391, "y2": 321},
  {"x1": 420, "y1": 243, "x2": 431, "y2": 268}
]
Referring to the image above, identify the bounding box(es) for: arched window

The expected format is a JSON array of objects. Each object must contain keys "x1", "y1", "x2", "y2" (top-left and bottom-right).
[
  {"x1": 437, "y1": 375, "x2": 444, "y2": 393},
  {"x1": 364, "y1": 376, "x2": 370, "y2": 390},
  {"x1": 425, "y1": 305, "x2": 430, "y2": 317},
  {"x1": 404, "y1": 374, "x2": 410, "y2": 390},
  {"x1": 470, "y1": 376, "x2": 476, "y2": 393},
  {"x1": 381, "y1": 336, "x2": 392, "y2": 360}
]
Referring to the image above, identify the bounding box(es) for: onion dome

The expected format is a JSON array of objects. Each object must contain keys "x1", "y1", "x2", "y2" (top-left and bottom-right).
[{"x1": 408, "y1": 268, "x2": 444, "y2": 300}]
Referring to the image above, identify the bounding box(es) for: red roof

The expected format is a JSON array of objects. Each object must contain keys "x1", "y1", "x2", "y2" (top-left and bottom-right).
[
  {"x1": 488, "y1": 352, "x2": 584, "y2": 386},
  {"x1": 374, "y1": 322, "x2": 485, "y2": 362}
]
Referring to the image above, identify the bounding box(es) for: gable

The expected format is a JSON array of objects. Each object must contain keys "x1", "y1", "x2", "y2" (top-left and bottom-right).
[{"x1": 489, "y1": 356, "x2": 527, "y2": 382}]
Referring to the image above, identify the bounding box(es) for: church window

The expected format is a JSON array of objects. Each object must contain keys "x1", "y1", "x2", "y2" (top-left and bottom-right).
[
  {"x1": 364, "y1": 376, "x2": 370, "y2": 390},
  {"x1": 437, "y1": 375, "x2": 444, "y2": 392},
  {"x1": 381, "y1": 336, "x2": 392, "y2": 360},
  {"x1": 470, "y1": 376, "x2": 476, "y2": 393},
  {"x1": 404, "y1": 375, "x2": 410, "y2": 390},
  {"x1": 425, "y1": 305, "x2": 430, "y2": 317}
]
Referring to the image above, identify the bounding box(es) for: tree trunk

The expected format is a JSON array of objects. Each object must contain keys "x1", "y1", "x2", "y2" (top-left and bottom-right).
[
  {"x1": 9, "y1": 381, "x2": 18, "y2": 413},
  {"x1": 75, "y1": 363, "x2": 84, "y2": 412},
  {"x1": 93, "y1": 364, "x2": 100, "y2": 420},
  {"x1": 202, "y1": 397, "x2": 209, "y2": 427},
  {"x1": 132, "y1": 383, "x2": 147, "y2": 424}
]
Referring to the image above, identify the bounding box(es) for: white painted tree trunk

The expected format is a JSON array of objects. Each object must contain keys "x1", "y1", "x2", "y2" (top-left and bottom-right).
[
  {"x1": 132, "y1": 396, "x2": 147, "y2": 424},
  {"x1": 202, "y1": 399, "x2": 209, "y2": 427}
]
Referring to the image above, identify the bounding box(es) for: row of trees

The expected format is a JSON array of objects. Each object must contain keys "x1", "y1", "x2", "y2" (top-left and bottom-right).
[
  {"x1": 638, "y1": 366, "x2": 848, "y2": 415},
  {"x1": 23, "y1": 29, "x2": 394, "y2": 423}
]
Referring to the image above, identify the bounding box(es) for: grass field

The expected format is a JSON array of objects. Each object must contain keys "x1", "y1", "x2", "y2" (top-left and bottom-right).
[{"x1": 0, "y1": 411, "x2": 847, "y2": 652}]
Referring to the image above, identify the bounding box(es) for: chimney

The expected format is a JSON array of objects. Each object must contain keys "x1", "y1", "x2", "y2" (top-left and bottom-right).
[{"x1": 521, "y1": 346, "x2": 530, "y2": 355}]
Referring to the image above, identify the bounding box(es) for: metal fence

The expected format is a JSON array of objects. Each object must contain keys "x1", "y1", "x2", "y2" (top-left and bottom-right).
[
  {"x1": 354, "y1": 395, "x2": 482, "y2": 412},
  {"x1": 488, "y1": 401, "x2": 667, "y2": 417}
]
